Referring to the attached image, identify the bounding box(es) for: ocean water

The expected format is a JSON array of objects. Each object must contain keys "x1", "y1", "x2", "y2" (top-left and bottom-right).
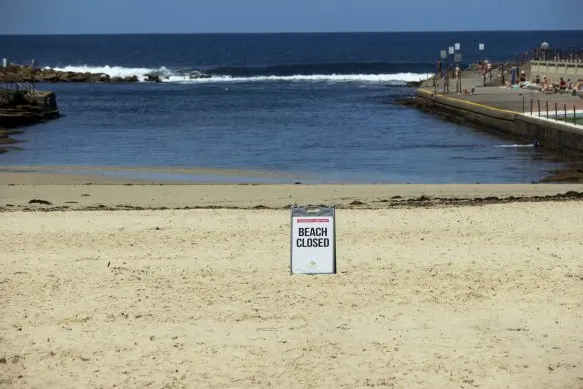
[{"x1": 1, "y1": 31, "x2": 582, "y2": 183}]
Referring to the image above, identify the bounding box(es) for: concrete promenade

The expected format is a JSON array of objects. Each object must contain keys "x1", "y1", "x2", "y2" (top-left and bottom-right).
[
  {"x1": 420, "y1": 70, "x2": 583, "y2": 113},
  {"x1": 413, "y1": 67, "x2": 583, "y2": 155}
]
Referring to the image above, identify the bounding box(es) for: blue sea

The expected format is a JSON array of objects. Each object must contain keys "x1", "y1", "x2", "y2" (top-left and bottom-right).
[{"x1": 1, "y1": 30, "x2": 582, "y2": 183}]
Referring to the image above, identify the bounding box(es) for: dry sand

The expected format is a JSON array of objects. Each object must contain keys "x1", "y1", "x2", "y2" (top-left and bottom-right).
[{"x1": 1, "y1": 178, "x2": 583, "y2": 388}]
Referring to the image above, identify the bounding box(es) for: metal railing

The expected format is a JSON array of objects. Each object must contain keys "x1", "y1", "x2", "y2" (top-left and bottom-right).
[
  {"x1": 532, "y1": 48, "x2": 583, "y2": 63},
  {"x1": 528, "y1": 98, "x2": 583, "y2": 126}
]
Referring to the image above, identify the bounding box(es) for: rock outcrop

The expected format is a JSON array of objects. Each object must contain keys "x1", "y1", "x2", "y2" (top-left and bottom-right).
[
  {"x1": 189, "y1": 71, "x2": 212, "y2": 79},
  {"x1": 0, "y1": 128, "x2": 23, "y2": 153},
  {"x1": 0, "y1": 89, "x2": 60, "y2": 127},
  {"x1": 145, "y1": 74, "x2": 161, "y2": 83},
  {"x1": 0, "y1": 64, "x2": 217, "y2": 83},
  {"x1": 0, "y1": 64, "x2": 145, "y2": 83},
  {"x1": 0, "y1": 89, "x2": 61, "y2": 153}
]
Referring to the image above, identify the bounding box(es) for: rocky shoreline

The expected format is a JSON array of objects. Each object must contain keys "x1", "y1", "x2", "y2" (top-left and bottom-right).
[
  {"x1": 0, "y1": 64, "x2": 216, "y2": 83},
  {"x1": 0, "y1": 89, "x2": 60, "y2": 153},
  {"x1": 0, "y1": 129, "x2": 23, "y2": 154},
  {"x1": 1, "y1": 64, "x2": 153, "y2": 83}
]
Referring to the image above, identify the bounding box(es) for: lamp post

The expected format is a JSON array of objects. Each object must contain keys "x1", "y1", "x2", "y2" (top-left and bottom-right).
[
  {"x1": 2, "y1": 58, "x2": 7, "y2": 90},
  {"x1": 541, "y1": 41, "x2": 549, "y2": 60},
  {"x1": 447, "y1": 46, "x2": 457, "y2": 93},
  {"x1": 440, "y1": 49, "x2": 447, "y2": 94},
  {"x1": 31, "y1": 58, "x2": 36, "y2": 93},
  {"x1": 479, "y1": 43, "x2": 485, "y2": 86},
  {"x1": 454, "y1": 43, "x2": 462, "y2": 94}
]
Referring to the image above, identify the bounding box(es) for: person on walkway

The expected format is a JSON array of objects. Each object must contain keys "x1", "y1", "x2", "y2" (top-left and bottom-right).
[
  {"x1": 542, "y1": 76, "x2": 551, "y2": 92},
  {"x1": 510, "y1": 67, "x2": 517, "y2": 86},
  {"x1": 455, "y1": 65, "x2": 461, "y2": 93},
  {"x1": 534, "y1": 75, "x2": 541, "y2": 85}
]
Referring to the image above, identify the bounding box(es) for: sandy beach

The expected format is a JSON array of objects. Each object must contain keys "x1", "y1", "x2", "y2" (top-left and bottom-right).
[{"x1": 2, "y1": 171, "x2": 583, "y2": 388}]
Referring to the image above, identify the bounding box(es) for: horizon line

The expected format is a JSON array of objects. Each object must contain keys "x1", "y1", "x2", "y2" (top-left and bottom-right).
[{"x1": 1, "y1": 28, "x2": 582, "y2": 36}]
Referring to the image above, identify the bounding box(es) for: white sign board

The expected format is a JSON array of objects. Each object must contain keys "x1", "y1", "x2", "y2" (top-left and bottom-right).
[
  {"x1": 290, "y1": 206, "x2": 336, "y2": 275},
  {"x1": 448, "y1": 46, "x2": 455, "y2": 55},
  {"x1": 479, "y1": 43, "x2": 485, "y2": 51},
  {"x1": 455, "y1": 43, "x2": 461, "y2": 51},
  {"x1": 2, "y1": 58, "x2": 6, "y2": 68},
  {"x1": 440, "y1": 50, "x2": 447, "y2": 59}
]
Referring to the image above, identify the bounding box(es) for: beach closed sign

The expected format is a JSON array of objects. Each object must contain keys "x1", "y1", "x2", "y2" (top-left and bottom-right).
[{"x1": 290, "y1": 206, "x2": 336, "y2": 275}]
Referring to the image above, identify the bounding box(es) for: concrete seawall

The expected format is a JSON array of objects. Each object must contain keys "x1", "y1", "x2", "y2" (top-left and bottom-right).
[
  {"x1": 530, "y1": 60, "x2": 583, "y2": 81},
  {"x1": 414, "y1": 89, "x2": 583, "y2": 155}
]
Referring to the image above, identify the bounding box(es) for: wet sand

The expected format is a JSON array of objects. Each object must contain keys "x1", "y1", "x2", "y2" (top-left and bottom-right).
[
  {"x1": 2, "y1": 181, "x2": 583, "y2": 211},
  {"x1": 2, "y1": 165, "x2": 583, "y2": 211}
]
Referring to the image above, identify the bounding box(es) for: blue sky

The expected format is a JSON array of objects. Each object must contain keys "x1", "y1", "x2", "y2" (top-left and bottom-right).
[{"x1": 1, "y1": 0, "x2": 581, "y2": 34}]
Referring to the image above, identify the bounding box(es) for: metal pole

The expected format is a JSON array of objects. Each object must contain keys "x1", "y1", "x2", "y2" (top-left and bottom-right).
[
  {"x1": 537, "y1": 99, "x2": 541, "y2": 117},
  {"x1": 522, "y1": 95, "x2": 525, "y2": 113},
  {"x1": 478, "y1": 43, "x2": 485, "y2": 86},
  {"x1": 516, "y1": 54, "x2": 519, "y2": 76},
  {"x1": 445, "y1": 58, "x2": 449, "y2": 94},
  {"x1": 31, "y1": 58, "x2": 36, "y2": 92},
  {"x1": 460, "y1": 69, "x2": 462, "y2": 94},
  {"x1": 434, "y1": 62, "x2": 437, "y2": 94},
  {"x1": 564, "y1": 104, "x2": 567, "y2": 123},
  {"x1": 546, "y1": 101, "x2": 549, "y2": 119},
  {"x1": 555, "y1": 102, "x2": 558, "y2": 120},
  {"x1": 530, "y1": 99, "x2": 533, "y2": 115},
  {"x1": 456, "y1": 62, "x2": 460, "y2": 94}
]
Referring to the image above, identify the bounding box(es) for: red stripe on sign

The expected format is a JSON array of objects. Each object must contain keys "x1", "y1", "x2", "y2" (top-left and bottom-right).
[{"x1": 297, "y1": 218, "x2": 330, "y2": 223}]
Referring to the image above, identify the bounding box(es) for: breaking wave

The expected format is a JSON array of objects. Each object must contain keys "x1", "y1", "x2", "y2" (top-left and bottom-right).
[
  {"x1": 45, "y1": 65, "x2": 173, "y2": 80},
  {"x1": 45, "y1": 62, "x2": 433, "y2": 84}
]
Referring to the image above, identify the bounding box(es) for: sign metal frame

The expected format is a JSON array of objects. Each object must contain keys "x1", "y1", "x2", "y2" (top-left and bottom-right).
[{"x1": 290, "y1": 206, "x2": 336, "y2": 275}]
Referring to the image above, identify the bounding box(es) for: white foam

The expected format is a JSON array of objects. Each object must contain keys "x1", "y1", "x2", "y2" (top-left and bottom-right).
[
  {"x1": 167, "y1": 73, "x2": 430, "y2": 84},
  {"x1": 43, "y1": 64, "x2": 430, "y2": 84},
  {"x1": 44, "y1": 65, "x2": 171, "y2": 81},
  {"x1": 493, "y1": 144, "x2": 534, "y2": 148}
]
